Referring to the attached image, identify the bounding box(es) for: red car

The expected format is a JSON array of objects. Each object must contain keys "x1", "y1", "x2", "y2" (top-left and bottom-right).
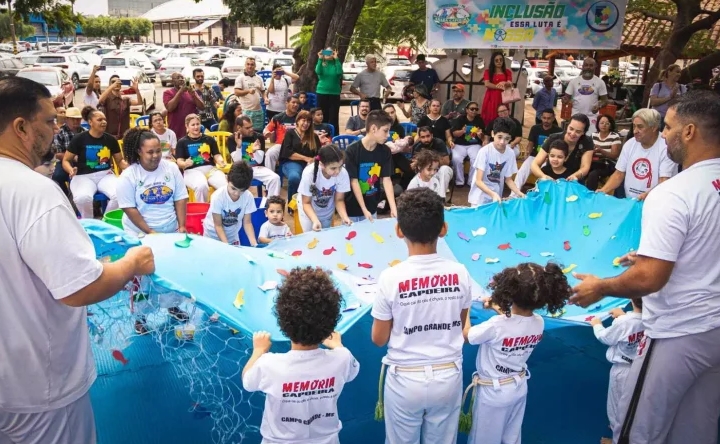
[{"x1": 16, "y1": 66, "x2": 76, "y2": 108}]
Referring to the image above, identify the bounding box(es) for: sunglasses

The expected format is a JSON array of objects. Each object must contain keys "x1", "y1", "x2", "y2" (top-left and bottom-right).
[{"x1": 468, "y1": 107, "x2": 479, "y2": 111}]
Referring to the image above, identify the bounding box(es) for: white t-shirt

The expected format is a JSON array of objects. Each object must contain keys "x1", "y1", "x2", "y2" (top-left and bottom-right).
[
  {"x1": 266, "y1": 76, "x2": 292, "y2": 112},
  {"x1": 468, "y1": 143, "x2": 518, "y2": 206},
  {"x1": 615, "y1": 136, "x2": 677, "y2": 199},
  {"x1": 636, "y1": 159, "x2": 720, "y2": 339},
  {"x1": 83, "y1": 91, "x2": 99, "y2": 109},
  {"x1": 242, "y1": 347, "x2": 360, "y2": 444},
  {"x1": 0, "y1": 158, "x2": 102, "y2": 413},
  {"x1": 371, "y1": 254, "x2": 473, "y2": 366},
  {"x1": 407, "y1": 174, "x2": 442, "y2": 197},
  {"x1": 259, "y1": 221, "x2": 290, "y2": 241},
  {"x1": 297, "y1": 164, "x2": 351, "y2": 221},
  {"x1": 592, "y1": 312, "x2": 645, "y2": 365},
  {"x1": 153, "y1": 128, "x2": 178, "y2": 159},
  {"x1": 234, "y1": 73, "x2": 265, "y2": 111},
  {"x1": 565, "y1": 75, "x2": 607, "y2": 117},
  {"x1": 467, "y1": 314, "x2": 544, "y2": 379},
  {"x1": 116, "y1": 160, "x2": 189, "y2": 235},
  {"x1": 202, "y1": 187, "x2": 256, "y2": 244}
]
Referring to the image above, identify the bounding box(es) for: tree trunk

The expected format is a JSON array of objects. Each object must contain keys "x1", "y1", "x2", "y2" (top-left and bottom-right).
[
  {"x1": 681, "y1": 49, "x2": 720, "y2": 83},
  {"x1": 295, "y1": 0, "x2": 365, "y2": 92}
]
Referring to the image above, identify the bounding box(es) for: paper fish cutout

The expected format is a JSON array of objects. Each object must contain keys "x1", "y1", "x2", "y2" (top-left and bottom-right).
[
  {"x1": 345, "y1": 231, "x2": 357, "y2": 241},
  {"x1": 111, "y1": 349, "x2": 129, "y2": 365},
  {"x1": 471, "y1": 227, "x2": 487, "y2": 237},
  {"x1": 471, "y1": 253, "x2": 481, "y2": 261},
  {"x1": 242, "y1": 252, "x2": 256, "y2": 264},
  {"x1": 229, "y1": 328, "x2": 239, "y2": 335},
  {"x1": 610, "y1": 235, "x2": 617, "y2": 240},
  {"x1": 358, "y1": 262, "x2": 373, "y2": 269},
  {"x1": 233, "y1": 290, "x2": 245, "y2": 309},
  {"x1": 343, "y1": 303, "x2": 361, "y2": 312},
  {"x1": 337, "y1": 263, "x2": 349, "y2": 271},
  {"x1": 585, "y1": 316, "x2": 595, "y2": 322},
  {"x1": 565, "y1": 195, "x2": 579, "y2": 202},
  {"x1": 613, "y1": 257, "x2": 622, "y2": 267},
  {"x1": 516, "y1": 250, "x2": 531, "y2": 257},
  {"x1": 562, "y1": 264, "x2": 577, "y2": 274},
  {"x1": 543, "y1": 192, "x2": 551, "y2": 204},
  {"x1": 209, "y1": 313, "x2": 220, "y2": 323},
  {"x1": 458, "y1": 232, "x2": 471, "y2": 242},
  {"x1": 267, "y1": 252, "x2": 284, "y2": 259},
  {"x1": 291, "y1": 250, "x2": 303, "y2": 257},
  {"x1": 540, "y1": 252, "x2": 555, "y2": 257},
  {"x1": 113, "y1": 235, "x2": 123, "y2": 243},
  {"x1": 307, "y1": 238, "x2": 319, "y2": 249},
  {"x1": 389, "y1": 259, "x2": 402, "y2": 267},
  {"x1": 258, "y1": 281, "x2": 278, "y2": 292},
  {"x1": 550, "y1": 308, "x2": 567, "y2": 318},
  {"x1": 174, "y1": 234, "x2": 193, "y2": 248},
  {"x1": 515, "y1": 232, "x2": 527, "y2": 239},
  {"x1": 346, "y1": 243, "x2": 354, "y2": 256},
  {"x1": 583, "y1": 225, "x2": 591, "y2": 236},
  {"x1": 563, "y1": 241, "x2": 571, "y2": 251},
  {"x1": 485, "y1": 257, "x2": 500, "y2": 264},
  {"x1": 371, "y1": 232, "x2": 385, "y2": 243},
  {"x1": 323, "y1": 246, "x2": 337, "y2": 256},
  {"x1": 498, "y1": 243, "x2": 511, "y2": 250},
  {"x1": 276, "y1": 269, "x2": 289, "y2": 277},
  {"x1": 588, "y1": 212, "x2": 603, "y2": 219}
]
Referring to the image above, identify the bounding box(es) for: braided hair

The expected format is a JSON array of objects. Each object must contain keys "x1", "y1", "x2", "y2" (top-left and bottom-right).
[
  {"x1": 488, "y1": 262, "x2": 570, "y2": 317},
  {"x1": 122, "y1": 126, "x2": 160, "y2": 165},
  {"x1": 311, "y1": 143, "x2": 344, "y2": 187}
]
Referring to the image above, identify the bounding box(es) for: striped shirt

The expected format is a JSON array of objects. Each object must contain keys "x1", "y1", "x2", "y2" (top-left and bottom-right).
[{"x1": 592, "y1": 131, "x2": 622, "y2": 157}]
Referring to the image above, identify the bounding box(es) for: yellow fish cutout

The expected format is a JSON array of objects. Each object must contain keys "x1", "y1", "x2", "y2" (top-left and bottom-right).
[
  {"x1": 229, "y1": 328, "x2": 239, "y2": 335},
  {"x1": 565, "y1": 195, "x2": 579, "y2": 202},
  {"x1": 588, "y1": 212, "x2": 603, "y2": 219},
  {"x1": 550, "y1": 308, "x2": 567, "y2": 318},
  {"x1": 389, "y1": 259, "x2": 401, "y2": 267},
  {"x1": 562, "y1": 264, "x2": 577, "y2": 274},
  {"x1": 337, "y1": 263, "x2": 349, "y2": 271},
  {"x1": 307, "y1": 238, "x2": 319, "y2": 249},
  {"x1": 371, "y1": 232, "x2": 385, "y2": 243},
  {"x1": 612, "y1": 257, "x2": 622, "y2": 267},
  {"x1": 233, "y1": 289, "x2": 245, "y2": 309},
  {"x1": 346, "y1": 242, "x2": 354, "y2": 256}
]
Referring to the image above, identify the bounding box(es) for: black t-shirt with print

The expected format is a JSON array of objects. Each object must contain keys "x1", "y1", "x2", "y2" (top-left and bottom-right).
[
  {"x1": 175, "y1": 134, "x2": 220, "y2": 170},
  {"x1": 451, "y1": 115, "x2": 485, "y2": 146},
  {"x1": 343, "y1": 139, "x2": 393, "y2": 217},
  {"x1": 541, "y1": 164, "x2": 572, "y2": 180},
  {"x1": 417, "y1": 115, "x2": 451, "y2": 141},
  {"x1": 228, "y1": 131, "x2": 266, "y2": 166},
  {"x1": 541, "y1": 133, "x2": 593, "y2": 175},
  {"x1": 528, "y1": 124, "x2": 562, "y2": 155},
  {"x1": 67, "y1": 131, "x2": 121, "y2": 175}
]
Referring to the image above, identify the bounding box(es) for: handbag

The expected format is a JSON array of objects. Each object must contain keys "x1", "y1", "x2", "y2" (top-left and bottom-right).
[{"x1": 502, "y1": 86, "x2": 521, "y2": 104}]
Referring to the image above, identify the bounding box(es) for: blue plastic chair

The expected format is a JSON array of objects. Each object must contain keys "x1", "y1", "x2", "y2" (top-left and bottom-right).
[
  {"x1": 400, "y1": 122, "x2": 418, "y2": 136},
  {"x1": 332, "y1": 135, "x2": 360, "y2": 151},
  {"x1": 210, "y1": 123, "x2": 219, "y2": 131},
  {"x1": 388, "y1": 131, "x2": 396, "y2": 142},
  {"x1": 257, "y1": 70, "x2": 272, "y2": 82},
  {"x1": 326, "y1": 123, "x2": 336, "y2": 138},
  {"x1": 239, "y1": 196, "x2": 268, "y2": 246},
  {"x1": 350, "y1": 100, "x2": 359, "y2": 116},
  {"x1": 250, "y1": 179, "x2": 264, "y2": 196},
  {"x1": 80, "y1": 122, "x2": 90, "y2": 130},
  {"x1": 305, "y1": 92, "x2": 317, "y2": 108},
  {"x1": 200, "y1": 125, "x2": 206, "y2": 133},
  {"x1": 94, "y1": 192, "x2": 109, "y2": 213},
  {"x1": 135, "y1": 115, "x2": 150, "y2": 128}
]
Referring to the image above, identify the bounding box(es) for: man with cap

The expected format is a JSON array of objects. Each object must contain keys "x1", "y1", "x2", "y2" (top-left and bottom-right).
[
  {"x1": 441, "y1": 84, "x2": 470, "y2": 120},
  {"x1": 52, "y1": 106, "x2": 84, "y2": 195},
  {"x1": 409, "y1": 54, "x2": 440, "y2": 95}
]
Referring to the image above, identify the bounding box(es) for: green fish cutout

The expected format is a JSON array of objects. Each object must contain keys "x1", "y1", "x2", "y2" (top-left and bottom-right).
[
  {"x1": 515, "y1": 232, "x2": 527, "y2": 238},
  {"x1": 544, "y1": 192, "x2": 551, "y2": 204},
  {"x1": 583, "y1": 225, "x2": 591, "y2": 236},
  {"x1": 174, "y1": 234, "x2": 192, "y2": 248}
]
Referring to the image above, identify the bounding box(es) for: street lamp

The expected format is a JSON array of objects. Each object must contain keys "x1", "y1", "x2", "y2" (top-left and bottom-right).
[{"x1": 8, "y1": 0, "x2": 18, "y2": 55}]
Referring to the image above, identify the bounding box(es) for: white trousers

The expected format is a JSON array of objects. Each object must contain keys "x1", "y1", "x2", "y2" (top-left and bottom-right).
[
  {"x1": 229, "y1": 151, "x2": 281, "y2": 196},
  {"x1": 0, "y1": 392, "x2": 96, "y2": 444},
  {"x1": 468, "y1": 378, "x2": 528, "y2": 444},
  {"x1": 264, "y1": 144, "x2": 281, "y2": 173},
  {"x1": 436, "y1": 165, "x2": 453, "y2": 195},
  {"x1": 184, "y1": 165, "x2": 228, "y2": 203},
  {"x1": 298, "y1": 212, "x2": 332, "y2": 233},
  {"x1": 70, "y1": 170, "x2": 118, "y2": 219},
  {"x1": 451, "y1": 144, "x2": 480, "y2": 186},
  {"x1": 383, "y1": 363, "x2": 462, "y2": 444},
  {"x1": 513, "y1": 156, "x2": 535, "y2": 192},
  {"x1": 608, "y1": 363, "x2": 632, "y2": 433}
]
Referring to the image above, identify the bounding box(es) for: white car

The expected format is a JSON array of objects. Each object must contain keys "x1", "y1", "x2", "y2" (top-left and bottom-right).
[
  {"x1": 17, "y1": 66, "x2": 75, "y2": 108},
  {"x1": 34, "y1": 53, "x2": 91, "y2": 88},
  {"x1": 181, "y1": 66, "x2": 222, "y2": 85},
  {"x1": 275, "y1": 48, "x2": 294, "y2": 57},
  {"x1": 166, "y1": 49, "x2": 201, "y2": 62},
  {"x1": 104, "y1": 70, "x2": 157, "y2": 114},
  {"x1": 113, "y1": 51, "x2": 157, "y2": 80},
  {"x1": 342, "y1": 60, "x2": 366, "y2": 73},
  {"x1": 525, "y1": 68, "x2": 562, "y2": 97},
  {"x1": 267, "y1": 56, "x2": 294, "y2": 73},
  {"x1": 98, "y1": 55, "x2": 147, "y2": 83},
  {"x1": 221, "y1": 57, "x2": 250, "y2": 80},
  {"x1": 159, "y1": 57, "x2": 196, "y2": 86},
  {"x1": 383, "y1": 68, "x2": 412, "y2": 102},
  {"x1": 382, "y1": 57, "x2": 417, "y2": 80}
]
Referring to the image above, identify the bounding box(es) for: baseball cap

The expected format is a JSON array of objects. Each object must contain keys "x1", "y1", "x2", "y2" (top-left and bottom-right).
[
  {"x1": 451, "y1": 83, "x2": 465, "y2": 91},
  {"x1": 416, "y1": 54, "x2": 426, "y2": 61}
]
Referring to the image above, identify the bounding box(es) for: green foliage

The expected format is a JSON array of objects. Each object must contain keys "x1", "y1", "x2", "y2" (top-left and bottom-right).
[
  {"x1": 221, "y1": 0, "x2": 305, "y2": 29},
  {"x1": 0, "y1": 13, "x2": 35, "y2": 40},
  {"x1": 290, "y1": 25, "x2": 313, "y2": 60},
  {"x1": 39, "y1": 3, "x2": 80, "y2": 37},
  {"x1": 83, "y1": 17, "x2": 152, "y2": 48},
  {"x1": 349, "y1": 0, "x2": 425, "y2": 58}
]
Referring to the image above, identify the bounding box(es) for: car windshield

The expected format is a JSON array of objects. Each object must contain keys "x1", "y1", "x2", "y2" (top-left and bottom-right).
[
  {"x1": 342, "y1": 73, "x2": 356, "y2": 82},
  {"x1": 393, "y1": 70, "x2": 411, "y2": 80},
  {"x1": 275, "y1": 59, "x2": 293, "y2": 66},
  {"x1": 18, "y1": 71, "x2": 59, "y2": 86},
  {"x1": 387, "y1": 58, "x2": 410, "y2": 66},
  {"x1": 36, "y1": 56, "x2": 66, "y2": 64},
  {"x1": 537, "y1": 71, "x2": 549, "y2": 78},
  {"x1": 101, "y1": 58, "x2": 126, "y2": 66},
  {"x1": 179, "y1": 52, "x2": 200, "y2": 59}
]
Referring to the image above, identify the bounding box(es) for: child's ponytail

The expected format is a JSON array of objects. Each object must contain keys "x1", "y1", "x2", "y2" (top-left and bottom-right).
[{"x1": 312, "y1": 144, "x2": 345, "y2": 186}]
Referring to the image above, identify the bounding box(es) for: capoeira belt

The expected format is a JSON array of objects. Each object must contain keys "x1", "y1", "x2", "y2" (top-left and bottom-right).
[
  {"x1": 394, "y1": 362, "x2": 457, "y2": 372},
  {"x1": 618, "y1": 338, "x2": 657, "y2": 444},
  {"x1": 458, "y1": 370, "x2": 527, "y2": 434}
]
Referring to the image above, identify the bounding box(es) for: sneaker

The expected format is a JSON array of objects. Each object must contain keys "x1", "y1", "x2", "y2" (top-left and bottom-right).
[
  {"x1": 168, "y1": 307, "x2": 189, "y2": 321},
  {"x1": 134, "y1": 317, "x2": 150, "y2": 335}
]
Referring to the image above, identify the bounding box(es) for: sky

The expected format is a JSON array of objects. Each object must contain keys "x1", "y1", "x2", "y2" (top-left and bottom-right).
[{"x1": 73, "y1": 0, "x2": 108, "y2": 17}]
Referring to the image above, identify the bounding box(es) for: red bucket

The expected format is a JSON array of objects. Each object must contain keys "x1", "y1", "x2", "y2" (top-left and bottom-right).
[{"x1": 186, "y1": 203, "x2": 210, "y2": 235}]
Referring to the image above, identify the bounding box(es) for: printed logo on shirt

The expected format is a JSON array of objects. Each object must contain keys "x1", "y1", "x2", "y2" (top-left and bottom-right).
[
  {"x1": 712, "y1": 178, "x2": 720, "y2": 195},
  {"x1": 221, "y1": 208, "x2": 242, "y2": 227},
  {"x1": 140, "y1": 184, "x2": 174, "y2": 205},
  {"x1": 282, "y1": 377, "x2": 336, "y2": 398},
  {"x1": 188, "y1": 142, "x2": 212, "y2": 165},
  {"x1": 404, "y1": 320, "x2": 462, "y2": 336},
  {"x1": 397, "y1": 273, "x2": 461, "y2": 300},
  {"x1": 577, "y1": 84, "x2": 596, "y2": 96},
  {"x1": 87, "y1": 145, "x2": 112, "y2": 170},
  {"x1": 620, "y1": 330, "x2": 645, "y2": 363},
  {"x1": 487, "y1": 161, "x2": 507, "y2": 183},
  {"x1": 281, "y1": 412, "x2": 336, "y2": 426},
  {"x1": 501, "y1": 334, "x2": 542, "y2": 352},
  {"x1": 631, "y1": 157, "x2": 652, "y2": 187},
  {"x1": 358, "y1": 162, "x2": 381, "y2": 196},
  {"x1": 310, "y1": 184, "x2": 336, "y2": 209}
]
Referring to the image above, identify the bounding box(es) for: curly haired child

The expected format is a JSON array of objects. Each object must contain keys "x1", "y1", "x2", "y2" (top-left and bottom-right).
[
  {"x1": 461, "y1": 262, "x2": 571, "y2": 444},
  {"x1": 406, "y1": 149, "x2": 443, "y2": 198},
  {"x1": 242, "y1": 267, "x2": 359, "y2": 444}
]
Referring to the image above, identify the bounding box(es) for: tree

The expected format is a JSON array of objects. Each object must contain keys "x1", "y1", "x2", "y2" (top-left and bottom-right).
[
  {"x1": 83, "y1": 16, "x2": 152, "y2": 48},
  {"x1": 39, "y1": 3, "x2": 81, "y2": 40},
  {"x1": 350, "y1": 0, "x2": 425, "y2": 58},
  {"x1": 0, "y1": 13, "x2": 35, "y2": 41}
]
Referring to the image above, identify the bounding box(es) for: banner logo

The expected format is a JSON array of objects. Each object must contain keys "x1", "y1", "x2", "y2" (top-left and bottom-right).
[
  {"x1": 585, "y1": 1, "x2": 619, "y2": 33},
  {"x1": 433, "y1": 4, "x2": 472, "y2": 30}
]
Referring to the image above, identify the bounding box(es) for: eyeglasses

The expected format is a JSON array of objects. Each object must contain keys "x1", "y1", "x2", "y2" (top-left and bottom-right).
[{"x1": 468, "y1": 107, "x2": 479, "y2": 111}]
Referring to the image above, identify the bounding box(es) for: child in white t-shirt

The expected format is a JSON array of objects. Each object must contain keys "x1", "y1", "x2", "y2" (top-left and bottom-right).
[
  {"x1": 297, "y1": 144, "x2": 352, "y2": 232},
  {"x1": 242, "y1": 266, "x2": 359, "y2": 444},
  {"x1": 258, "y1": 195, "x2": 292, "y2": 244},
  {"x1": 468, "y1": 117, "x2": 525, "y2": 206},
  {"x1": 461, "y1": 262, "x2": 571, "y2": 444},
  {"x1": 406, "y1": 149, "x2": 443, "y2": 198},
  {"x1": 202, "y1": 161, "x2": 258, "y2": 246},
  {"x1": 371, "y1": 187, "x2": 472, "y2": 444},
  {"x1": 590, "y1": 299, "x2": 644, "y2": 444}
]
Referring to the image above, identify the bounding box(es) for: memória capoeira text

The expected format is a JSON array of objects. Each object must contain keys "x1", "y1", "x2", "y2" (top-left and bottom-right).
[
  {"x1": 397, "y1": 273, "x2": 461, "y2": 299},
  {"x1": 404, "y1": 320, "x2": 463, "y2": 335},
  {"x1": 501, "y1": 334, "x2": 543, "y2": 352},
  {"x1": 281, "y1": 412, "x2": 336, "y2": 425},
  {"x1": 282, "y1": 377, "x2": 336, "y2": 398}
]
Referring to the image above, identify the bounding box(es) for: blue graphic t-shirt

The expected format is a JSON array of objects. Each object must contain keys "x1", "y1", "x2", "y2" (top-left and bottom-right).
[
  {"x1": 175, "y1": 135, "x2": 221, "y2": 170},
  {"x1": 228, "y1": 132, "x2": 266, "y2": 167},
  {"x1": 68, "y1": 131, "x2": 121, "y2": 175}
]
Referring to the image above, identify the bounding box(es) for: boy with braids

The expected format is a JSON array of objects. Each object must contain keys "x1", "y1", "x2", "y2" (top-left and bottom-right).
[
  {"x1": 242, "y1": 267, "x2": 359, "y2": 444},
  {"x1": 461, "y1": 262, "x2": 570, "y2": 444},
  {"x1": 371, "y1": 187, "x2": 472, "y2": 444}
]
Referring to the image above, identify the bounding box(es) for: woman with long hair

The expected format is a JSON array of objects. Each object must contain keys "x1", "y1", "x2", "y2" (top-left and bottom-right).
[
  {"x1": 400, "y1": 84, "x2": 431, "y2": 124},
  {"x1": 219, "y1": 100, "x2": 242, "y2": 132},
  {"x1": 586, "y1": 114, "x2": 622, "y2": 190},
  {"x1": 149, "y1": 111, "x2": 177, "y2": 160},
  {"x1": 417, "y1": 99, "x2": 453, "y2": 146},
  {"x1": 648, "y1": 64, "x2": 686, "y2": 129},
  {"x1": 174, "y1": 113, "x2": 227, "y2": 202},
  {"x1": 279, "y1": 110, "x2": 321, "y2": 200},
  {"x1": 481, "y1": 51, "x2": 513, "y2": 124}
]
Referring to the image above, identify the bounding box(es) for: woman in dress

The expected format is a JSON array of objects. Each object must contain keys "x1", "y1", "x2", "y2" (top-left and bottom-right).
[{"x1": 481, "y1": 51, "x2": 513, "y2": 125}]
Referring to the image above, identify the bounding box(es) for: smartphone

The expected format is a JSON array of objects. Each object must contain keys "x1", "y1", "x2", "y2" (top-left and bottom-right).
[
  {"x1": 321, "y1": 49, "x2": 333, "y2": 56},
  {"x1": 185, "y1": 79, "x2": 190, "y2": 87},
  {"x1": 97, "y1": 65, "x2": 106, "y2": 71}
]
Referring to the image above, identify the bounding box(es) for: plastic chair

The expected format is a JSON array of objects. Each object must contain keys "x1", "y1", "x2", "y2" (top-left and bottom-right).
[
  {"x1": 257, "y1": 71, "x2": 272, "y2": 82},
  {"x1": 129, "y1": 114, "x2": 141, "y2": 128},
  {"x1": 187, "y1": 186, "x2": 216, "y2": 203},
  {"x1": 210, "y1": 123, "x2": 219, "y2": 131},
  {"x1": 332, "y1": 135, "x2": 360, "y2": 151},
  {"x1": 94, "y1": 192, "x2": 109, "y2": 213},
  {"x1": 239, "y1": 197, "x2": 269, "y2": 246},
  {"x1": 287, "y1": 193, "x2": 302, "y2": 234},
  {"x1": 326, "y1": 123, "x2": 336, "y2": 138},
  {"x1": 305, "y1": 92, "x2": 317, "y2": 108},
  {"x1": 400, "y1": 122, "x2": 418, "y2": 136},
  {"x1": 80, "y1": 122, "x2": 89, "y2": 130},
  {"x1": 135, "y1": 115, "x2": 150, "y2": 128},
  {"x1": 200, "y1": 125, "x2": 206, "y2": 134},
  {"x1": 350, "y1": 100, "x2": 359, "y2": 116}
]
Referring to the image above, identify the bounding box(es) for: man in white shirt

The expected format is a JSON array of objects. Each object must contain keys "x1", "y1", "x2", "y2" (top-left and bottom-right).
[
  {"x1": 233, "y1": 57, "x2": 265, "y2": 131},
  {"x1": 599, "y1": 108, "x2": 677, "y2": 200},
  {"x1": 563, "y1": 58, "x2": 607, "y2": 134},
  {"x1": 0, "y1": 77, "x2": 156, "y2": 444},
  {"x1": 571, "y1": 91, "x2": 720, "y2": 444}
]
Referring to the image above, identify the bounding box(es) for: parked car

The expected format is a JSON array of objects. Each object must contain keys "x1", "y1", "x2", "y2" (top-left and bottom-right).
[
  {"x1": 341, "y1": 72, "x2": 360, "y2": 103},
  {"x1": 384, "y1": 68, "x2": 411, "y2": 102},
  {"x1": 267, "y1": 56, "x2": 294, "y2": 73},
  {"x1": 34, "y1": 53, "x2": 91, "y2": 88},
  {"x1": 525, "y1": 68, "x2": 562, "y2": 97},
  {"x1": 17, "y1": 66, "x2": 75, "y2": 107},
  {"x1": 107, "y1": 70, "x2": 157, "y2": 114},
  {"x1": 197, "y1": 49, "x2": 228, "y2": 69},
  {"x1": 0, "y1": 58, "x2": 25, "y2": 78},
  {"x1": 221, "y1": 57, "x2": 250, "y2": 80},
  {"x1": 181, "y1": 66, "x2": 222, "y2": 85},
  {"x1": 14, "y1": 54, "x2": 38, "y2": 66},
  {"x1": 158, "y1": 57, "x2": 196, "y2": 86},
  {"x1": 343, "y1": 60, "x2": 366, "y2": 73}
]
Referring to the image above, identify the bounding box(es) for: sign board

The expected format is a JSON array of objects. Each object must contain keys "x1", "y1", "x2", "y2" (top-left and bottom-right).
[{"x1": 426, "y1": 0, "x2": 627, "y2": 50}]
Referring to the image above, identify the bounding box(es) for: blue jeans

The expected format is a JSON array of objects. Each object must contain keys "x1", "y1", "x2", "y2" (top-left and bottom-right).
[
  {"x1": 281, "y1": 161, "x2": 305, "y2": 201},
  {"x1": 52, "y1": 164, "x2": 70, "y2": 195}
]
